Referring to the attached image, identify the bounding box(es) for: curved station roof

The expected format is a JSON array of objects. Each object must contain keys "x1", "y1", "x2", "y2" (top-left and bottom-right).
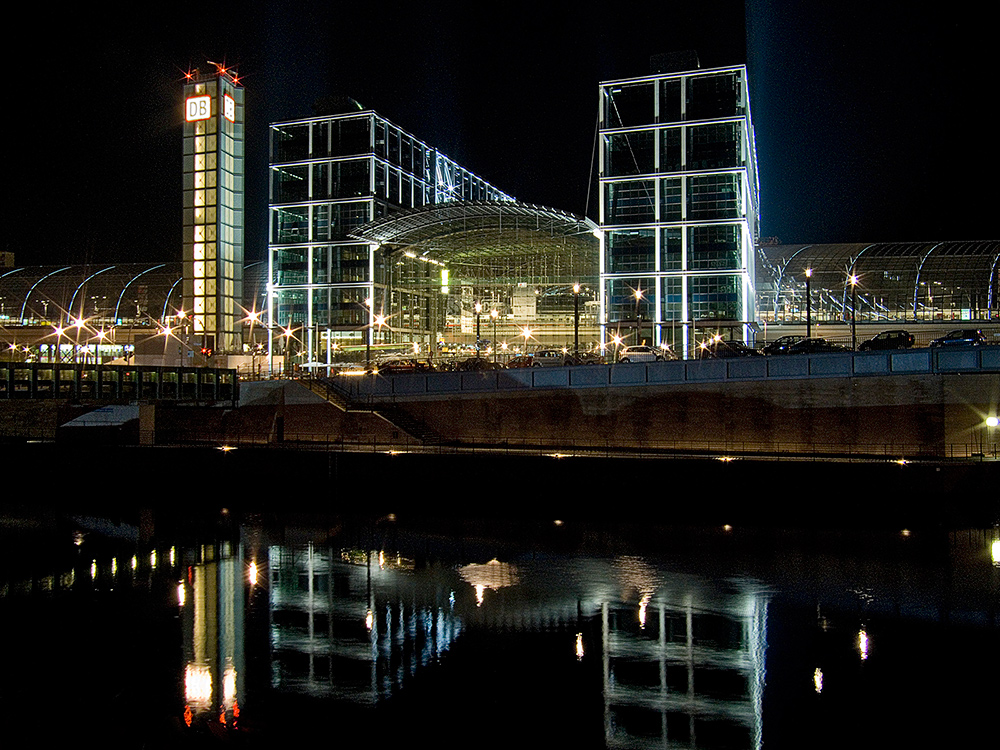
[
  {"x1": 0, "y1": 262, "x2": 268, "y2": 327},
  {"x1": 758, "y1": 241, "x2": 999, "y2": 319},
  {"x1": 351, "y1": 200, "x2": 600, "y2": 288}
]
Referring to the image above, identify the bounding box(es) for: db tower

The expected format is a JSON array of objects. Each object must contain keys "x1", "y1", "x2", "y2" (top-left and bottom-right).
[{"x1": 182, "y1": 63, "x2": 244, "y2": 356}]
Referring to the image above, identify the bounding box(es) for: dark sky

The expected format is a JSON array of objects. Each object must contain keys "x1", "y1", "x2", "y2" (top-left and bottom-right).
[{"x1": 7, "y1": 1, "x2": 995, "y2": 268}]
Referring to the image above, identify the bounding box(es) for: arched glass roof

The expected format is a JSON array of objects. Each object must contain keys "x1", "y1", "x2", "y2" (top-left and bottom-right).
[
  {"x1": 0, "y1": 261, "x2": 268, "y2": 327},
  {"x1": 352, "y1": 200, "x2": 600, "y2": 288},
  {"x1": 758, "y1": 241, "x2": 999, "y2": 321}
]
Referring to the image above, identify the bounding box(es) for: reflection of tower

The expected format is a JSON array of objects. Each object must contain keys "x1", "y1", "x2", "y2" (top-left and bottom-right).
[
  {"x1": 267, "y1": 542, "x2": 464, "y2": 703},
  {"x1": 180, "y1": 541, "x2": 246, "y2": 728},
  {"x1": 182, "y1": 64, "x2": 244, "y2": 355},
  {"x1": 600, "y1": 587, "x2": 767, "y2": 749}
]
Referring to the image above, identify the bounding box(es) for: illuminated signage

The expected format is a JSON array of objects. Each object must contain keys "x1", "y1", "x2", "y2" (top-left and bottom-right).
[
  {"x1": 186, "y1": 95, "x2": 211, "y2": 122},
  {"x1": 223, "y1": 94, "x2": 235, "y2": 123}
]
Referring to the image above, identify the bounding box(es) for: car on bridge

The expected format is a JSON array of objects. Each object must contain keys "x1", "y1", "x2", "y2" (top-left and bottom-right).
[
  {"x1": 786, "y1": 337, "x2": 851, "y2": 354},
  {"x1": 762, "y1": 335, "x2": 804, "y2": 355},
  {"x1": 618, "y1": 345, "x2": 671, "y2": 363},
  {"x1": 698, "y1": 339, "x2": 762, "y2": 358},
  {"x1": 929, "y1": 329, "x2": 986, "y2": 348},
  {"x1": 858, "y1": 330, "x2": 915, "y2": 351}
]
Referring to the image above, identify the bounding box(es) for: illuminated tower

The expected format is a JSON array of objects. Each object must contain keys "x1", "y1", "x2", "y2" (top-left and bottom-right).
[
  {"x1": 182, "y1": 63, "x2": 244, "y2": 355},
  {"x1": 599, "y1": 58, "x2": 759, "y2": 356}
]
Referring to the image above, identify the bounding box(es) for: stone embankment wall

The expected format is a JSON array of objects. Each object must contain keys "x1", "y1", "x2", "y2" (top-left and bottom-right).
[{"x1": 391, "y1": 373, "x2": 998, "y2": 455}]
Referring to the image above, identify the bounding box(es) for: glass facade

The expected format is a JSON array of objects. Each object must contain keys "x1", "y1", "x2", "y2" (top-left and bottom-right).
[
  {"x1": 182, "y1": 68, "x2": 244, "y2": 354},
  {"x1": 268, "y1": 108, "x2": 511, "y2": 364},
  {"x1": 599, "y1": 66, "x2": 759, "y2": 356}
]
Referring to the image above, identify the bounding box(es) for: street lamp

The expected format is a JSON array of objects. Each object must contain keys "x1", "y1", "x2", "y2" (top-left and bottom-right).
[
  {"x1": 475, "y1": 301, "x2": 482, "y2": 357},
  {"x1": 490, "y1": 308, "x2": 499, "y2": 363},
  {"x1": 573, "y1": 284, "x2": 581, "y2": 356},
  {"x1": 520, "y1": 325, "x2": 532, "y2": 354},
  {"x1": 849, "y1": 274, "x2": 859, "y2": 350},
  {"x1": 633, "y1": 288, "x2": 644, "y2": 345},
  {"x1": 805, "y1": 268, "x2": 813, "y2": 338}
]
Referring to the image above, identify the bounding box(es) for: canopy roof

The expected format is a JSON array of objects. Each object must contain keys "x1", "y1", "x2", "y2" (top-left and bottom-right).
[{"x1": 351, "y1": 201, "x2": 600, "y2": 286}]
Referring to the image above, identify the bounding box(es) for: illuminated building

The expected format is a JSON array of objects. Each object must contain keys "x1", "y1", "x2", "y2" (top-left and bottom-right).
[
  {"x1": 268, "y1": 101, "x2": 513, "y2": 363},
  {"x1": 182, "y1": 64, "x2": 245, "y2": 354},
  {"x1": 598, "y1": 57, "x2": 760, "y2": 352}
]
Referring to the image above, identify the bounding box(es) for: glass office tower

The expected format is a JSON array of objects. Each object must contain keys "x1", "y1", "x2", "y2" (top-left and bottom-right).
[
  {"x1": 182, "y1": 65, "x2": 245, "y2": 354},
  {"x1": 598, "y1": 64, "x2": 759, "y2": 356},
  {"x1": 268, "y1": 103, "x2": 511, "y2": 365}
]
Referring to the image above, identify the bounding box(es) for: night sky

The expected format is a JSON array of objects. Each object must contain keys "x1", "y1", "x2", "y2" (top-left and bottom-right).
[{"x1": 9, "y1": 1, "x2": 995, "y2": 268}]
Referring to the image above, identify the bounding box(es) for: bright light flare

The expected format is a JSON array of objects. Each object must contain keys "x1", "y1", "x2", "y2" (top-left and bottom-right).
[
  {"x1": 858, "y1": 628, "x2": 869, "y2": 660},
  {"x1": 248, "y1": 561, "x2": 258, "y2": 586}
]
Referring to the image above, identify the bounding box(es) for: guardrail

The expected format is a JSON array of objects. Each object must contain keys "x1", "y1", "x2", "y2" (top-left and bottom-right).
[
  {"x1": 0, "y1": 362, "x2": 240, "y2": 405},
  {"x1": 322, "y1": 347, "x2": 1000, "y2": 401}
]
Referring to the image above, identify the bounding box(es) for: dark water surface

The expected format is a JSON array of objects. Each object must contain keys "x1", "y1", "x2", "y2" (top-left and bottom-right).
[{"x1": 1, "y1": 447, "x2": 998, "y2": 748}]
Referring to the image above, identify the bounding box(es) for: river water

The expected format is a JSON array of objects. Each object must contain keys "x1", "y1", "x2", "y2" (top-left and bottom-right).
[{"x1": 1, "y1": 505, "x2": 996, "y2": 749}]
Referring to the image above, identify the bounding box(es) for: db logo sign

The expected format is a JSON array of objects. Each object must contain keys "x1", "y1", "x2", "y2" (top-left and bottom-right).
[{"x1": 186, "y1": 95, "x2": 212, "y2": 122}]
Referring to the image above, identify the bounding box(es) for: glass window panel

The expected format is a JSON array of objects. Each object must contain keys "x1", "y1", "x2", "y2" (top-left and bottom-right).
[
  {"x1": 604, "y1": 82, "x2": 654, "y2": 128},
  {"x1": 606, "y1": 229, "x2": 655, "y2": 273},
  {"x1": 606, "y1": 131, "x2": 655, "y2": 176},
  {"x1": 687, "y1": 123, "x2": 741, "y2": 170},
  {"x1": 687, "y1": 174, "x2": 742, "y2": 219},
  {"x1": 659, "y1": 78, "x2": 683, "y2": 123},
  {"x1": 272, "y1": 165, "x2": 309, "y2": 203},
  {"x1": 688, "y1": 274, "x2": 742, "y2": 320},
  {"x1": 688, "y1": 225, "x2": 742, "y2": 270},
  {"x1": 661, "y1": 227, "x2": 683, "y2": 270},
  {"x1": 686, "y1": 72, "x2": 740, "y2": 120},
  {"x1": 605, "y1": 180, "x2": 655, "y2": 225},
  {"x1": 660, "y1": 178, "x2": 682, "y2": 221}
]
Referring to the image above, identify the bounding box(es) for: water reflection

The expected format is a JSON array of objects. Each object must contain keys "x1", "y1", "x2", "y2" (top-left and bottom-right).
[{"x1": 0, "y1": 517, "x2": 997, "y2": 747}]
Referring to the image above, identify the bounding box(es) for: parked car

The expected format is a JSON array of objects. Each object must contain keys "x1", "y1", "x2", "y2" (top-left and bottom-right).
[
  {"x1": 858, "y1": 330, "x2": 915, "y2": 351},
  {"x1": 761, "y1": 335, "x2": 804, "y2": 355},
  {"x1": 929, "y1": 329, "x2": 986, "y2": 348},
  {"x1": 372, "y1": 358, "x2": 436, "y2": 374},
  {"x1": 529, "y1": 349, "x2": 572, "y2": 367},
  {"x1": 786, "y1": 337, "x2": 850, "y2": 354},
  {"x1": 456, "y1": 357, "x2": 501, "y2": 371},
  {"x1": 698, "y1": 339, "x2": 762, "y2": 358},
  {"x1": 566, "y1": 351, "x2": 606, "y2": 365},
  {"x1": 618, "y1": 345, "x2": 666, "y2": 363}
]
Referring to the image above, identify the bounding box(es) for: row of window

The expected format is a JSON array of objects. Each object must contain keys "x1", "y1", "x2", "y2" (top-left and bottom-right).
[
  {"x1": 605, "y1": 174, "x2": 745, "y2": 224},
  {"x1": 606, "y1": 275, "x2": 744, "y2": 322},
  {"x1": 602, "y1": 71, "x2": 745, "y2": 129},
  {"x1": 606, "y1": 226, "x2": 745, "y2": 273},
  {"x1": 604, "y1": 122, "x2": 744, "y2": 176}
]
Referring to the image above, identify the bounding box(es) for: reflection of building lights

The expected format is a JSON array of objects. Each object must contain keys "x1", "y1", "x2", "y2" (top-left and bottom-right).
[
  {"x1": 150, "y1": 550, "x2": 157, "y2": 569},
  {"x1": 638, "y1": 594, "x2": 651, "y2": 629},
  {"x1": 366, "y1": 610, "x2": 374, "y2": 631},
  {"x1": 992, "y1": 540, "x2": 1000, "y2": 567},
  {"x1": 170, "y1": 547, "x2": 176, "y2": 566},
  {"x1": 459, "y1": 559, "x2": 519, "y2": 606},
  {"x1": 858, "y1": 628, "x2": 869, "y2": 660},
  {"x1": 813, "y1": 667, "x2": 823, "y2": 693},
  {"x1": 177, "y1": 582, "x2": 186, "y2": 607},
  {"x1": 111, "y1": 557, "x2": 117, "y2": 576},
  {"x1": 185, "y1": 664, "x2": 212, "y2": 705},
  {"x1": 901, "y1": 529, "x2": 911, "y2": 537},
  {"x1": 73, "y1": 531, "x2": 84, "y2": 547},
  {"x1": 379, "y1": 550, "x2": 385, "y2": 569},
  {"x1": 131, "y1": 555, "x2": 137, "y2": 571},
  {"x1": 90, "y1": 560, "x2": 97, "y2": 579},
  {"x1": 223, "y1": 666, "x2": 237, "y2": 705},
  {"x1": 576, "y1": 633, "x2": 584, "y2": 660},
  {"x1": 248, "y1": 561, "x2": 258, "y2": 586}
]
